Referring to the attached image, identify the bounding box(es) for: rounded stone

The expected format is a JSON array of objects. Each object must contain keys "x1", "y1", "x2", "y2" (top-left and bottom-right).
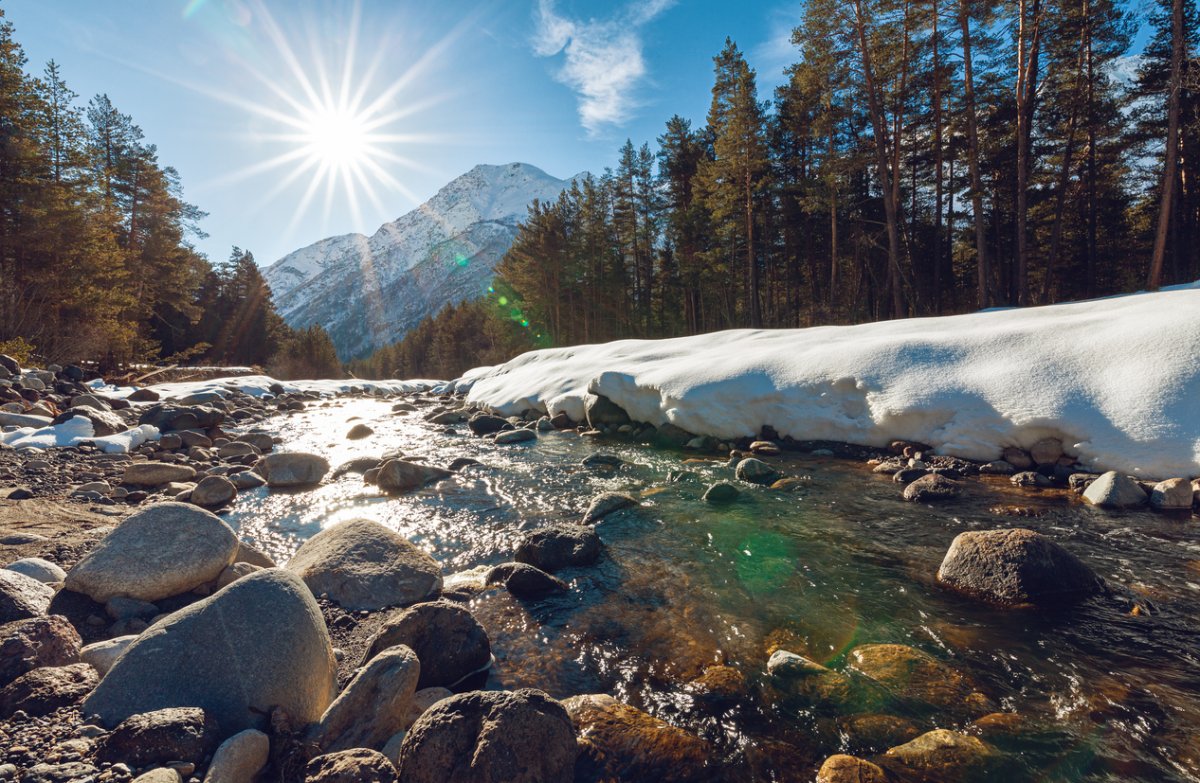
[
  {"x1": 486, "y1": 562, "x2": 567, "y2": 598},
  {"x1": 817, "y1": 755, "x2": 888, "y2": 783},
  {"x1": 0, "y1": 569, "x2": 54, "y2": 623},
  {"x1": 82, "y1": 569, "x2": 337, "y2": 733},
  {"x1": 734, "y1": 458, "x2": 780, "y2": 485},
  {"x1": 203, "y1": 729, "x2": 269, "y2": 783},
  {"x1": 902, "y1": 473, "x2": 964, "y2": 502},
  {"x1": 495, "y1": 428, "x2": 536, "y2": 445},
  {"x1": 257, "y1": 452, "x2": 329, "y2": 487},
  {"x1": 286, "y1": 518, "x2": 442, "y2": 611},
  {"x1": 121, "y1": 463, "x2": 197, "y2": 487},
  {"x1": 582, "y1": 492, "x2": 638, "y2": 523},
  {"x1": 64, "y1": 503, "x2": 239, "y2": 603},
  {"x1": 308, "y1": 644, "x2": 420, "y2": 753},
  {"x1": 1149, "y1": 478, "x2": 1194, "y2": 510},
  {"x1": 847, "y1": 644, "x2": 991, "y2": 714},
  {"x1": 936, "y1": 528, "x2": 1104, "y2": 606},
  {"x1": 0, "y1": 662, "x2": 97, "y2": 718},
  {"x1": 80, "y1": 635, "x2": 137, "y2": 677},
  {"x1": 97, "y1": 707, "x2": 220, "y2": 767},
  {"x1": 514, "y1": 525, "x2": 601, "y2": 572},
  {"x1": 881, "y1": 729, "x2": 999, "y2": 782},
  {"x1": 190, "y1": 476, "x2": 237, "y2": 508},
  {"x1": 562, "y1": 693, "x2": 708, "y2": 783},
  {"x1": 0, "y1": 615, "x2": 81, "y2": 687},
  {"x1": 361, "y1": 601, "x2": 490, "y2": 690},
  {"x1": 4, "y1": 557, "x2": 66, "y2": 585},
  {"x1": 397, "y1": 689, "x2": 576, "y2": 783},
  {"x1": 702, "y1": 482, "x2": 740, "y2": 503},
  {"x1": 305, "y1": 749, "x2": 396, "y2": 783},
  {"x1": 376, "y1": 460, "x2": 453, "y2": 493},
  {"x1": 1081, "y1": 471, "x2": 1148, "y2": 508}
]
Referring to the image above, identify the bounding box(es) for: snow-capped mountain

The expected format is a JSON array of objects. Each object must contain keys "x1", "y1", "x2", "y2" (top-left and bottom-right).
[{"x1": 265, "y1": 162, "x2": 584, "y2": 359}]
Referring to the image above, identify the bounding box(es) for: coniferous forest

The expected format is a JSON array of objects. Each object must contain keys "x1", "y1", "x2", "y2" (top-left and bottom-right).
[{"x1": 354, "y1": 0, "x2": 1198, "y2": 379}]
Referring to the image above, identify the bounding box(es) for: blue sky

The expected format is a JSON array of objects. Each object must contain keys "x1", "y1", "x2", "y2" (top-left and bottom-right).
[{"x1": 5, "y1": 0, "x2": 804, "y2": 266}]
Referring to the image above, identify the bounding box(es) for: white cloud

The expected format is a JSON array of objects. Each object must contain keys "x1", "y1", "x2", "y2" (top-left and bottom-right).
[{"x1": 532, "y1": 0, "x2": 676, "y2": 135}]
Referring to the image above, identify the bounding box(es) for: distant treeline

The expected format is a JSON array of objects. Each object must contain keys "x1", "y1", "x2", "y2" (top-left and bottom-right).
[
  {"x1": 0, "y1": 9, "x2": 341, "y2": 378},
  {"x1": 355, "y1": 0, "x2": 1197, "y2": 379}
]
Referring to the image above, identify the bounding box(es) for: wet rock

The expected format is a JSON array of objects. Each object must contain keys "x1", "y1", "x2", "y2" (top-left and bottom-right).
[
  {"x1": 65, "y1": 502, "x2": 238, "y2": 603},
  {"x1": 376, "y1": 459, "x2": 453, "y2": 493},
  {"x1": 309, "y1": 644, "x2": 419, "y2": 753},
  {"x1": 1150, "y1": 478, "x2": 1193, "y2": 510},
  {"x1": 582, "y1": 491, "x2": 638, "y2": 523},
  {"x1": 80, "y1": 635, "x2": 137, "y2": 677},
  {"x1": 0, "y1": 569, "x2": 54, "y2": 623},
  {"x1": 468, "y1": 413, "x2": 510, "y2": 435},
  {"x1": 1011, "y1": 470, "x2": 1051, "y2": 488},
  {"x1": 256, "y1": 452, "x2": 329, "y2": 487},
  {"x1": 305, "y1": 748, "x2": 396, "y2": 783},
  {"x1": 936, "y1": 528, "x2": 1104, "y2": 606},
  {"x1": 585, "y1": 394, "x2": 630, "y2": 429},
  {"x1": 766, "y1": 650, "x2": 853, "y2": 709},
  {"x1": 82, "y1": 569, "x2": 337, "y2": 733},
  {"x1": 203, "y1": 729, "x2": 269, "y2": 783},
  {"x1": 3, "y1": 557, "x2": 66, "y2": 584},
  {"x1": 563, "y1": 693, "x2": 708, "y2": 783},
  {"x1": 735, "y1": 457, "x2": 780, "y2": 485},
  {"x1": 191, "y1": 475, "x2": 236, "y2": 508},
  {"x1": 0, "y1": 662, "x2": 97, "y2": 718},
  {"x1": 216, "y1": 442, "x2": 259, "y2": 460},
  {"x1": 1029, "y1": 438, "x2": 1064, "y2": 466},
  {"x1": 816, "y1": 755, "x2": 888, "y2": 783},
  {"x1": 0, "y1": 615, "x2": 81, "y2": 686},
  {"x1": 880, "y1": 729, "x2": 999, "y2": 782},
  {"x1": 837, "y1": 714, "x2": 921, "y2": 753},
  {"x1": 346, "y1": 423, "x2": 374, "y2": 440},
  {"x1": 486, "y1": 562, "x2": 567, "y2": 598},
  {"x1": 361, "y1": 601, "x2": 490, "y2": 690},
  {"x1": 495, "y1": 428, "x2": 536, "y2": 444},
  {"x1": 902, "y1": 473, "x2": 964, "y2": 502},
  {"x1": 121, "y1": 462, "x2": 197, "y2": 487},
  {"x1": 1000, "y1": 447, "x2": 1033, "y2": 470},
  {"x1": 515, "y1": 525, "x2": 602, "y2": 572},
  {"x1": 847, "y1": 644, "x2": 992, "y2": 714},
  {"x1": 427, "y1": 410, "x2": 467, "y2": 425},
  {"x1": 980, "y1": 460, "x2": 1016, "y2": 475},
  {"x1": 1081, "y1": 471, "x2": 1148, "y2": 508},
  {"x1": 702, "y1": 482, "x2": 740, "y2": 503},
  {"x1": 893, "y1": 467, "x2": 929, "y2": 483},
  {"x1": 397, "y1": 688, "x2": 576, "y2": 783},
  {"x1": 287, "y1": 518, "x2": 442, "y2": 611},
  {"x1": 97, "y1": 707, "x2": 219, "y2": 767}
]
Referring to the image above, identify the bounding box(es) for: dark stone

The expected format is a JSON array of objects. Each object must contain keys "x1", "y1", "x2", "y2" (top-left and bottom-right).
[
  {"x1": 398, "y1": 689, "x2": 576, "y2": 783},
  {"x1": 893, "y1": 468, "x2": 929, "y2": 484},
  {"x1": 702, "y1": 482, "x2": 740, "y2": 503},
  {"x1": 62, "y1": 365, "x2": 84, "y2": 382},
  {"x1": 467, "y1": 413, "x2": 510, "y2": 435},
  {"x1": 1011, "y1": 471, "x2": 1051, "y2": 488},
  {"x1": 306, "y1": 748, "x2": 397, "y2": 783},
  {"x1": 447, "y1": 457, "x2": 483, "y2": 472},
  {"x1": 581, "y1": 453, "x2": 624, "y2": 470},
  {"x1": 515, "y1": 525, "x2": 602, "y2": 572},
  {"x1": 487, "y1": 562, "x2": 568, "y2": 598},
  {"x1": 563, "y1": 693, "x2": 709, "y2": 783},
  {"x1": 50, "y1": 409, "x2": 127, "y2": 437},
  {"x1": 0, "y1": 354, "x2": 19, "y2": 374},
  {"x1": 0, "y1": 569, "x2": 54, "y2": 623},
  {"x1": 937, "y1": 528, "x2": 1105, "y2": 606},
  {"x1": 902, "y1": 473, "x2": 963, "y2": 502},
  {"x1": 97, "y1": 706, "x2": 219, "y2": 766},
  {"x1": 137, "y1": 404, "x2": 225, "y2": 432},
  {"x1": 585, "y1": 394, "x2": 630, "y2": 429},
  {"x1": 361, "y1": 601, "x2": 491, "y2": 689},
  {"x1": 0, "y1": 663, "x2": 97, "y2": 718},
  {"x1": 549, "y1": 412, "x2": 574, "y2": 429},
  {"x1": 127, "y1": 388, "x2": 160, "y2": 402},
  {"x1": 0, "y1": 615, "x2": 82, "y2": 687}
]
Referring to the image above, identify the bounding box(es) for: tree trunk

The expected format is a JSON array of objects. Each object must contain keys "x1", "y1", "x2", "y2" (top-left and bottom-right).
[
  {"x1": 960, "y1": 0, "x2": 990, "y2": 308},
  {"x1": 1015, "y1": 0, "x2": 1043, "y2": 306},
  {"x1": 1149, "y1": 0, "x2": 1184, "y2": 290}
]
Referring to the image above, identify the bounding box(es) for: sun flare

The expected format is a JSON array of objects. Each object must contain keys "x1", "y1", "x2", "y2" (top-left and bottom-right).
[{"x1": 300, "y1": 106, "x2": 372, "y2": 169}]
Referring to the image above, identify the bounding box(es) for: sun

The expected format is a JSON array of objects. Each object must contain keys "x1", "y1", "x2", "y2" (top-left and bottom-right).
[{"x1": 299, "y1": 105, "x2": 372, "y2": 170}]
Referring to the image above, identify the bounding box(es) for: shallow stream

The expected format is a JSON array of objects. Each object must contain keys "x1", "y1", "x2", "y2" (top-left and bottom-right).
[{"x1": 226, "y1": 397, "x2": 1200, "y2": 782}]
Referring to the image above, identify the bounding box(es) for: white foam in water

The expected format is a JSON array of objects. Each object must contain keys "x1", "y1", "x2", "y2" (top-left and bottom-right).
[{"x1": 460, "y1": 285, "x2": 1200, "y2": 478}]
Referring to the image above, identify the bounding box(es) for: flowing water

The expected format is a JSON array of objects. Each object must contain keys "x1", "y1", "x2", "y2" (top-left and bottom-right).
[{"x1": 225, "y1": 397, "x2": 1200, "y2": 782}]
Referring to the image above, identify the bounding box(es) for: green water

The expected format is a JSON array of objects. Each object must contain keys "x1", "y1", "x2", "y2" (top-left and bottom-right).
[{"x1": 226, "y1": 398, "x2": 1200, "y2": 782}]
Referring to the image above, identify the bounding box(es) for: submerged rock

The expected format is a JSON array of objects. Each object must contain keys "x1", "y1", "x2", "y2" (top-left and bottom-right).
[
  {"x1": 286, "y1": 518, "x2": 442, "y2": 611},
  {"x1": 563, "y1": 693, "x2": 709, "y2": 783},
  {"x1": 902, "y1": 473, "x2": 963, "y2": 502},
  {"x1": 582, "y1": 491, "x2": 638, "y2": 523},
  {"x1": 397, "y1": 689, "x2": 576, "y2": 783},
  {"x1": 514, "y1": 525, "x2": 602, "y2": 572},
  {"x1": 64, "y1": 503, "x2": 238, "y2": 604},
  {"x1": 817, "y1": 755, "x2": 888, "y2": 783},
  {"x1": 1081, "y1": 471, "x2": 1147, "y2": 508},
  {"x1": 735, "y1": 458, "x2": 780, "y2": 485},
  {"x1": 702, "y1": 482, "x2": 740, "y2": 503},
  {"x1": 82, "y1": 569, "x2": 337, "y2": 733},
  {"x1": 881, "y1": 729, "x2": 999, "y2": 782},
  {"x1": 361, "y1": 601, "x2": 490, "y2": 690},
  {"x1": 936, "y1": 528, "x2": 1104, "y2": 606},
  {"x1": 767, "y1": 650, "x2": 854, "y2": 710},
  {"x1": 486, "y1": 562, "x2": 567, "y2": 598},
  {"x1": 847, "y1": 644, "x2": 992, "y2": 714}
]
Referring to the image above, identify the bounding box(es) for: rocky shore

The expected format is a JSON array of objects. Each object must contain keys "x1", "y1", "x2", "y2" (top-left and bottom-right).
[{"x1": 1, "y1": 353, "x2": 1198, "y2": 782}]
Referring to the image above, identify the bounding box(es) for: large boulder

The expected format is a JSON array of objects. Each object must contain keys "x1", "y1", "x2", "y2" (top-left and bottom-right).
[
  {"x1": 0, "y1": 615, "x2": 81, "y2": 686},
  {"x1": 880, "y1": 729, "x2": 999, "y2": 782},
  {"x1": 0, "y1": 569, "x2": 54, "y2": 622},
  {"x1": 286, "y1": 519, "x2": 442, "y2": 611},
  {"x1": 848, "y1": 644, "x2": 992, "y2": 714},
  {"x1": 585, "y1": 394, "x2": 630, "y2": 429},
  {"x1": 397, "y1": 689, "x2": 577, "y2": 783},
  {"x1": 936, "y1": 528, "x2": 1104, "y2": 606},
  {"x1": 562, "y1": 693, "x2": 709, "y2": 783},
  {"x1": 97, "y1": 707, "x2": 220, "y2": 767},
  {"x1": 306, "y1": 749, "x2": 396, "y2": 783},
  {"x1": 467, "y1": 413, "x2": 509, "y2": 436},
  {"x1": 121, "y1": 462, "x2": 197, "y2": 487},
  {"x1": 1081, "y1": 471, "x2": 1147, "y2": 508},
  {"x1": 138, "y1": 404, "x2": 224, "y2": 432},
  {"x1": 82, "y1": 569, "x2": 337, "y2": 733},
  {"x1": 361, "y1": 601, "x2": 490, "y2": 689},
  {"x1": 514, "y1": 525, "x2": 601, "y2": 572},
  {"x1": 64, "y1": 503, "x2": 239, "y2": 604},
  {"x1": 257, "y1": 452, "x2": 329, "y2": 488},
  {"x1": 51, "y1": 408, "x2": 127, "y2": 437},
  {"x1": 376, "y1": 460, "x2": 453, "y2": 493},
  {"x1": 308, "y1": 644, "x2": 420, "y2": 753},
  {"x1": 1149, "y1": 478, "x2": 1194, "y2": 510},
  {"x1": 0, "y1": 662, "x2": 97, "y2": 718}
]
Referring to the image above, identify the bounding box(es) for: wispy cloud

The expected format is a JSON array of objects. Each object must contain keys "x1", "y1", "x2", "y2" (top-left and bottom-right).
[{"x1": 532, "y1": 0, "x2": 675, "y2": 135}]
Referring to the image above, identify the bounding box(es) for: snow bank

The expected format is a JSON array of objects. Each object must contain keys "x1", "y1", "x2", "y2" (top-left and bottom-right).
[
  {"x1": 95, "y1": 374, "x2": 441, "y2": 401},
  {"x1": 1, "y1": 416, "x2": 159, "y2": 453},
  {"x1": 462, "y1": 286, "x2": 1200, "y2": 478}
]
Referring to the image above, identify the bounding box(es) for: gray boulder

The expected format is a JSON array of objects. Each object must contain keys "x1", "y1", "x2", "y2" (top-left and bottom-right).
[
  {"x1": 4, "y1": 557, "x2": 66, "y2": 584},
  {"x1": 514, "y1": 525, "x2": 602, "y2": 572},
  {"x1": 0, "y1": 569, "x2": 54, "y2": 623},
  {"x1": 937, "y1": 528, "x2": 1104, "y2": 606},
  {"x1": 376, "y1": 459, "x2": 453, "y2": 493},
  {"x1": 65, "y1": 503, "x2": 238, "y2": 603},
  {"x1": 121, "y1": 462, "x2": 197, "y2": 487},
  {"x1": 397, "y1": 689, "x2": 576, "y2": 783},
  {"x1": 81, "y1": 569, "x2": 337, "y2": 733},
  {"x1": 1081, "y1": 471, "x2": 1148, "y2": 508},
  {"x1": 735, "y1": 458, "x2": 780, "y2": 485},
  {"x1": 138, "y1": 404, "x2": 224, "y2": 432},
  {"x1": 1149, "y1": 478, "x2": 1193, "y2": 510},
  {"x1": 309, "y1": 644, "x2": 420, "y2": 753},
  {"x1": 361, "y1": 601, "x2": 490, "y2": 690},
  {"x1": 495, "y1": 428, "x2": 536, "y2": 445},
  {"x1": 286, "y1": 519, "x2": 442, "y2": 611},
  {"x1": 191, "y1": 475, "x2": 237, "y2": 508},
  {"x1": 257, "y1": 452, "x2": 329, "y2": 488}
]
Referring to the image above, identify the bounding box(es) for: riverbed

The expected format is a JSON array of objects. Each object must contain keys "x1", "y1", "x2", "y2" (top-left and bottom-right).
[{"x1": 226, "y1": 397, "x2": 1200, "y2": 782}]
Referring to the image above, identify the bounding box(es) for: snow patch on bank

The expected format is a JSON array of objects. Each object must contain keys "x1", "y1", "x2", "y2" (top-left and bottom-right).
[
  {"x1": 1, "y1": 417, "x2": 160, "y2": 453},
  {"x1": 96, "y1": 374, "x2": 440, "y2": 400},
  {"x1": 461, "y1": 286, "x2": 1200, "y2": 478}
]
